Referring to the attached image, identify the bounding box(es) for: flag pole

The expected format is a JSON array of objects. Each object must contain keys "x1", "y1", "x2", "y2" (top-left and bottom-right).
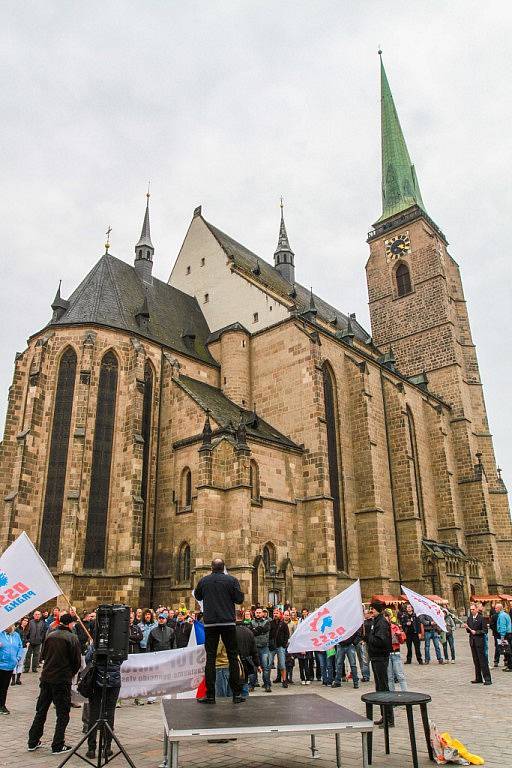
[{"x1": 62, "y1": 593, "x2": 93, "y2": 644}]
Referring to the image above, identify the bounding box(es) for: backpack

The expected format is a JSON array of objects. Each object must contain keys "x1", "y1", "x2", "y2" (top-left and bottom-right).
[{"x1": 77, "y1": 661, "x2": 96, "y2": 699}]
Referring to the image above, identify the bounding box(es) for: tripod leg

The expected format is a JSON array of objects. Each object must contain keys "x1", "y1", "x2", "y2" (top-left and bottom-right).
[
  {"x1": 57, "y1": 723, "x2": 99, "y2": 768},
  {"x1": 103, "y1": 722, "x2": 138, "y2": 768}
]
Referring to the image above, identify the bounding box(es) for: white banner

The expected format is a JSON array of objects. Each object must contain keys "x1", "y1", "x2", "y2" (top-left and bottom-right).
[
  {"x1": 0, "y1": 532, "x2": 62, "y2": 631},
  {"x1": 119, "y1": 644, "x2": 206, "y2": 700},
  {"x1": 287, "y1": 580, "x2": 364, "y2": 653},
  {"x1": 401, "y1": 584, "x2": 447, "y2": 632}
]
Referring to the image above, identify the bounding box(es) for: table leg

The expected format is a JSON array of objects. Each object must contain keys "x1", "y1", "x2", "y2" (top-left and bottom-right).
[
  {"x1": 159, "y1": 730, "x2": 168, "y2": 768},
  {"x1": 365, "y1": 703, "x2": 373, "y2": 765},
  {"x1": 310, "y1": 734, "x2": 319, "y2": 759},
  {"x1": 406, "y1": 705, "x2": 419, "y2": 768},
  {"x1": 335, "y1": 732, "x2": 342, "y2": 768},
  {"x1": 419, "y1": 703, "x2": 434, "y2": 761},
  {"x1": 169, "y1": 741, "x2": 179, "y2": 768},
  {"x1": 362, "y1": 732, "x2": 369, "y2": 768},
  {"x1": 383, "y1": 707, "x2": 390, "y2": 755}
]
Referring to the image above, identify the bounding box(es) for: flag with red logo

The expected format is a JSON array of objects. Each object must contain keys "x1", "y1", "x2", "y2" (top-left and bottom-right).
[
  {"x1": 401, "y1": 585, "x2": 447, "y2": 632},
  {"x1": 0, "y1": 532, "x2": 62, "y2": 631},
  {"x1": 287, "y1": 580, "x2": 364, "y2": 653}
]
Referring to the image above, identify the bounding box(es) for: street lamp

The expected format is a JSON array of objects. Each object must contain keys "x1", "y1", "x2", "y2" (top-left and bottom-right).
[{"x1": 269, "y1": 564, "x2": 277, "y2": 608}]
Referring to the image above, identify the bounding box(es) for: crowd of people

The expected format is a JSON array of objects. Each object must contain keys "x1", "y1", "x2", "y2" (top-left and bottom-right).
[{"x1": 0, "y1": 575, "x2": 511, "y2": 757}]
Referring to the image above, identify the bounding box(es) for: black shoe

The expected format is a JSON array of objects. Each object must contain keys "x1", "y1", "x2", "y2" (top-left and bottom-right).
[
  {"x1": 0, "y1": 706, "x2": 10, "y2": 715},
  {"x1": 471, "y1": 680, "x2": 483, "y2": 684},
  {"x1": 331, "y1": 681, "x2": 341, "y2": 688},
  {"x1": 404, "y1": 660, "x2": 411, "y2": 665},
  {"x1": 379, "y1": 721, "x2": 395, "y2": 729},
  {"x1": 418, "y1": 660, "x2": 424, "y2": 665},
  {"x1": 362, "y1": 677, "x2": 370, "y2": 682},
  {"x1": 16, "y1": 674, "x2": 22, "y2": 685},
  {"x1": 353, "y1": 682, "x2": 359, "y2": 689},
  {"x1": 27, "y1": 742, "x2": 42, "y2": 752},
  {"x1": 86, "y1": 750, "x2": 96, "y2": 759},
  {"x1": 52, "y1": 745, "x2": 72, "y2": 754},
  {"x1": 273, "y1": 678, "x2": 280, "y2": 684},
  {"x1": 374, "y1": 718, "x2": 383, "y2": 726},
  {"x1": 82, "y1": 724, "x2": 88, "y2": 734},
  {"x1": 282, "y1": 681, "x2": 288, "y2": 688},
  {"x1": 483, "y1": 681, "x2": 492, "y2": 686},
  {"x1": 264, "y1": 686, "x2": 272, "y2": 692},
  {"x1": 10, "y1": 675, "x2": 15, "y2": 686},
  {"x1": 232, "y1": 695, "x2": 246, "y2": 703},
  {"x1": 104, "y1": 748, "x2": 114, "y2": 757},
  {"x1": 197, "y1": 697, "x2": 216, "y2": 704}
]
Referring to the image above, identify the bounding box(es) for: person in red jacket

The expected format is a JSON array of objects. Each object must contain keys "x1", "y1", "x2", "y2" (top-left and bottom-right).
[{"x1": 385, "y1": 609, "x2": 407, "y2": 691}]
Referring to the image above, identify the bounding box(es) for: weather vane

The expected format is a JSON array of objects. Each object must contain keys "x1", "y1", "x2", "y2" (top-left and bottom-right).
[{"x1": 146, "y1": 180, "x2": 151, "y2": 200}]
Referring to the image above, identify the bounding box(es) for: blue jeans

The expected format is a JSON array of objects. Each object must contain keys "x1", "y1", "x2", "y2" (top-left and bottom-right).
[
  {"x1": 443, "y1": 633, "x2": 455, "y2": 661},
  {"x1": 387, "y1": 652, "x2": 407, "y2": 691},
  {"x1": 271, "y1": 647, "x2": 286, "y2": 672},
  {"x1": 258, "y1": 646, "x2": 271, "y2": 687},
  {"x1": 356, "y1": 641, "x2": 370, "y2": 681},
  {"x1": 335, "y1": 644, "x2": 359, "y2": 684},
  {"x1": 215, "y1": 668, "x2": 249, "y2": 698},
  {"x1": 315, "y1": 651, "x2": 333, "y2": 685},
  {"x1": 424, "y1": 631, "x2": 442, "y2": 662}
]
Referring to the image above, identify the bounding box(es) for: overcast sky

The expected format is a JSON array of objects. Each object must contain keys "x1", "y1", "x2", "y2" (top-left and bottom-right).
[{"x1": 1, "y1": 2, "x2": 511, "y2": 479}]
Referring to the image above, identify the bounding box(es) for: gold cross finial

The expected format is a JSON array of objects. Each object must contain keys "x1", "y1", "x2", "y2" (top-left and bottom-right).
[{"x1": 105, "y1": 225, "x2": 112, "y2": 253}]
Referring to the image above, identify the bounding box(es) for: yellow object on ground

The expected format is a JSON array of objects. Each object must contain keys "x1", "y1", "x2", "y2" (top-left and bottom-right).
[{"x1": 441, "y1": 733, "x2": 484, "y2": 765}]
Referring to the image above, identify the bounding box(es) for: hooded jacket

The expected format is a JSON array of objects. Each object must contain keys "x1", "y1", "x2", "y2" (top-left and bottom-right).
[
  {"x1": 148, "y1": 623, "x2": 175, "y2": 652},
  {"x1": 367, "y1": 613, "x2": 392, "y2": 659},
  {"x1": 0, "y1": 630, "x2": 23, "y2": 671},
  {"x1": 26, "y1": 617, "x2": 47, "y2": 646},
  {"x1": 251, "y1": 617, "x2": 271, "y2": 649}
]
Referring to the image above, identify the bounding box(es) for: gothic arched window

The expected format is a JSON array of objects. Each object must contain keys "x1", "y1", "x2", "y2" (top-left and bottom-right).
[
  {"x1": 179, "y1": 467, "x2": 192, "y2": 511},
  {"x1": 140, "y1": 361, "x2": 153, "y2": 571},
  {"x1": 40, "y1": 347, "x2": 77, "y2": 567},
  {"x1": 406, "y1": 406, "x2": 425, "y2": 534},
  {"x1": 262, "y1": 542, "x2": 275, "y2": 572},
  {"x1": 322, "y1": 363, "x2": 346, "y2": 571},
  {"x1": 396, "y1": 263, "x2": 412, "y2": 297},
  {"x1": 250, "y1": 460, "x2": 260, "y2": 501},
  {"x1": 84, "y1": 350, "x2": 118, "y2": 569},
  {"x1": 178, "y1": 542, "x2": 191, "y2": 582}
]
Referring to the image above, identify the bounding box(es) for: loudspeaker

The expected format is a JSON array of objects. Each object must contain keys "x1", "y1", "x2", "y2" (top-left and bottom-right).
[{"x1": 94, "y1": 604, "x2": 130, "y2": 661}]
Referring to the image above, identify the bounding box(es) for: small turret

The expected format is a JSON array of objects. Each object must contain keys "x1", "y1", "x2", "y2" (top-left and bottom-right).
[
  {"x1": 134, "y1": 187, "x2": 154, "y2": 283},
  {"x1": 274, "y1": 198, "x2": 295, "y2": 283},
  {"x1": 51, "y1": 281, "x2": 69, "y2": 322}
]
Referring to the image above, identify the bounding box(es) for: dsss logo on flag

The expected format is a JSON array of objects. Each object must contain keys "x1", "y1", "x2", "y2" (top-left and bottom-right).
[{"x1": 0, "y1": 571, "x2": 37, "y2": 613}]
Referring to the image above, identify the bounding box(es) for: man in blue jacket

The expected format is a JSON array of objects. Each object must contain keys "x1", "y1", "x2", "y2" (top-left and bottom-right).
[
  {"x1": 0, "y1": 625, "x2": 23, "y2": 714},
  {"x1": 194, "y1": 558, "x2": 244, "y2": 704}
]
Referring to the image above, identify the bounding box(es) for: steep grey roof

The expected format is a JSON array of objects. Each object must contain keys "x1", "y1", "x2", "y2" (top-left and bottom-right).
[
  {"x1": 204, "y1": 218, "x2": 370, "y2": 342},
  {"x1": 136, "y1": 201, "x2": 153, "y2": 250},
  {"x1": 175, "y1": 374, "x2": 300, "y2": 451},
  {"x1": 48, "y1": 253, "x2": 217, "y2": 366},
  {"x1": 207, "y1": 322, "x2": 250, "y2": 344}
]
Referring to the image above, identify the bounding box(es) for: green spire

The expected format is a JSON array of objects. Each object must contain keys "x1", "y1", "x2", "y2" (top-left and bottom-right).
[{"x1": 376, "y1": 52, "x2": 426, "y2": 223}]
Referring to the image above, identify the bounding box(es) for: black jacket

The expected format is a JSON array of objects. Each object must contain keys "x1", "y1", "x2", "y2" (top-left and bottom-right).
[
  {"x1": 269, "y1": 619, "x2": 290, "y2": 650},
  {"x1": 367, "y1": 613, "x2": 392, "y2": 660},
  {"x1": 236, "y1": 623, "x2": 259, "y2": 669},
  {"x1": 40, "y1": 625, "x2": 82, "y2": 683},
  {"x1": 194, "y1": 572, "x2": 244, "y2": 626},
  {"x1": 338, "y1": 629, "x2": 362, "y2": 648},
  {"x1": 418, "y1": 614, "x2": 440, "y2": 633},
  {"x1": 26, "y1": 617, "x2": 47, "y2": 646},
  {"x1": 251, "y1": 617, "x2": 271, "y2": 649},
  {"x1": 401, "y1": 612, "x2": 421, "y2": 636},
  {"x1": 174, "y1": 621, "x2": 192, "y2": 648},
  {"x1": 129, "y1": 622, "x2": 143, "y2": 654},
  {"x1": 85, "y1": 646, "x2": 122, "y2": 689},
  {"x1": 148, "y1": 624, "x2": 175, "y2": 652},
  {"x1": 466, "y1": 613, "x2": 487, "y2": 645}
]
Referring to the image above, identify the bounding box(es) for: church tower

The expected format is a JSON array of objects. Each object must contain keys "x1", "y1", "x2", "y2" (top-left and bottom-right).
[
  {"x1": 273, "y1": 198, "x2": 295, "y2": 284},
  {"x1": 366, "y1": 54, "x2": 512, "y2": 591},
  {"x1": 134, "y1": 189, "x2": 154, "y2": 283}
]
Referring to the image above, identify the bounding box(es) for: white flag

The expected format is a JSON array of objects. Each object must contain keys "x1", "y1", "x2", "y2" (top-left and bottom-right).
[
  {"x1": 0, "y1": 532, "x2": 62, "y2": 631},
  {"x1": 287, "y1": 580, "x2": 364, "y2": 653},
  {"x1": 401, "y1": 584, "x2": 446, "y2": 632},
  {"x1": 119, "y1": 644, "x2": 206, "y2": 700}
]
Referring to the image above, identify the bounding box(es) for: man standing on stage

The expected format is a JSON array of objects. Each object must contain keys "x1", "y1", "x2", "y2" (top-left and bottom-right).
[{"x1": 194, "y1": 558, "x2": 245, "y2": 704}]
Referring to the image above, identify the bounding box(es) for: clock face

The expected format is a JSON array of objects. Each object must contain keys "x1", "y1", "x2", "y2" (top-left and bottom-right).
[{"x1": 385, "y1": 232, "x2": 411, "y2": 263}]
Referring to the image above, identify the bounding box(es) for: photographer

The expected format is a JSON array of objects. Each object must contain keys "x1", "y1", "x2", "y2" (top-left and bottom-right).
[{"x1": 84, "y1": 642, "x2": 122, "y2": 760}]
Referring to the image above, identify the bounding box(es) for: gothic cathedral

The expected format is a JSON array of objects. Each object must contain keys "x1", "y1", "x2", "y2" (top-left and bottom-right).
[{"x1": 1, "y1": 57, "x2": 510, "y2": 609}]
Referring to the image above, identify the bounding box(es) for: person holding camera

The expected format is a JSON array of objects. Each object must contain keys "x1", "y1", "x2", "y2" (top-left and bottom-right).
[{"x1": 84, "y1": 643, "x2": 122, "y2": 760}]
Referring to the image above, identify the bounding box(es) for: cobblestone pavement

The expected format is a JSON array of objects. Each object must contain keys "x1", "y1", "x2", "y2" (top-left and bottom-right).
[{"x1": 2, "y1": 630, "x2": 509, "y2": 768}]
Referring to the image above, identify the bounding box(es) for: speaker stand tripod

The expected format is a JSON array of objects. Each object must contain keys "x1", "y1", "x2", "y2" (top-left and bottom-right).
[{"x1": 58, "y1": 655, "x2": 136, "y2": 768}]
